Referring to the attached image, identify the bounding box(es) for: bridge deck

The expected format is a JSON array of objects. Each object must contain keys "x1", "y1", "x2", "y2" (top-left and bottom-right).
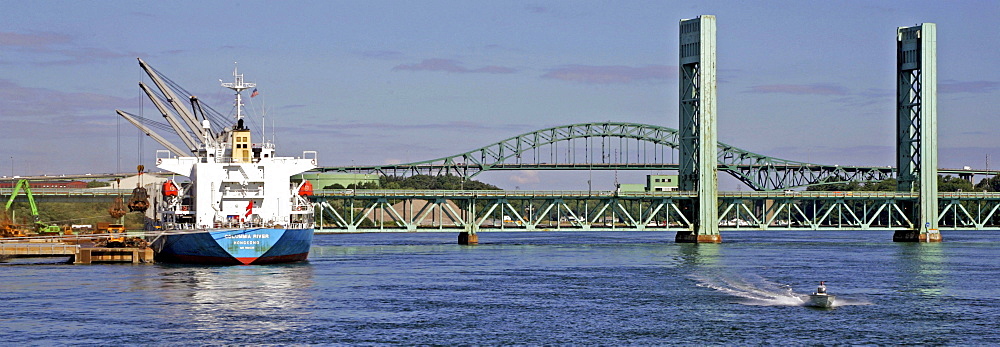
[{"x1": 313, "y1": 190, "x2": 1000, "y2": 232}]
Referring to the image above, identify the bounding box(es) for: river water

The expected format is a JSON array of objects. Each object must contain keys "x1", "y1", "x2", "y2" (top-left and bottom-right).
[{"x1": 1, "y1": 230, "x2": 998, "y2": 345}]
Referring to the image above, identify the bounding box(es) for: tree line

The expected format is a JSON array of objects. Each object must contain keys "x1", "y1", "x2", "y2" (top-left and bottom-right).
[
  {"x1": 806, "y1": 174, "x2": 1000, "y2": 192},
  {"x1": 323, "y1": 175, "x2": 501, "y2": 190}
]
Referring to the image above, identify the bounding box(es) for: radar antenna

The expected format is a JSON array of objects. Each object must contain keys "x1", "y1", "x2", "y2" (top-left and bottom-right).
[{"x1": 220, "y1": 63, "x2": 256, "y2": 124}]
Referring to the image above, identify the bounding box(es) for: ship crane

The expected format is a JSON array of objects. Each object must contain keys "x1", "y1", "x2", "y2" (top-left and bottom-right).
[
  {"x1": 138, "y1": 82, "x2": 199, "y2": 152},
  {"x1": 116, "y1": 110, "x2": 188, "y2": 156},
  {"x1": 117, "y1": 58, "x2": 260, "y2": 158},
  {"x1": 135, "y1": 58, "x2": 208, "y2": 143}
]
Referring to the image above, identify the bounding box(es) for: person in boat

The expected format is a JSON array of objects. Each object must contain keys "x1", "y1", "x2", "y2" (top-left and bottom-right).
[{"x1": 816, "y1": 281, "x2": 827, "y2": 294}]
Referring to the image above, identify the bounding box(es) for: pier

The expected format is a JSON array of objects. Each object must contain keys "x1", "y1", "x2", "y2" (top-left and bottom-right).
[{"x1": 0, "y1": 242, "x2": 153, "y2": 264}]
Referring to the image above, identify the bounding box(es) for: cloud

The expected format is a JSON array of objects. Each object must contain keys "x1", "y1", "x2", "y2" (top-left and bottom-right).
[
  {"x1": 0, "y1": 31, "x2": 71, "y2": 48},
  {"x1": 747, "y1": 84, "x2": 849, "y2": 95},
  {"x1": 509, "y1": 171, "x2": 541, "y2": 185},
  {"x1": 361, "y1": 50, "x2": 405, "y2": 60},
  {"x1": 395, "y1": 59, "x2": 465, "y2": 73},
  {"x1": 31, "y1": 51, "x2": 132, "y2": 66},
  {"x1": 1, "y1": 31, "x2": 136, "y2": 66},
  {"x1": 274, "y1": 121, "x2": 529, "y2": 139},
  {"x1": 0, "y1": 79, "x2": 133, "y2": 118},
  {"x1": 393, "y1": 59, "x2": 516, "y2": 74},
  {"x1": 939, "y1": 80, "x2": 1000, "y2": 94},
  {"x1": 541, "y1": 65, "x2": 675, "y2": 84},
  {"x1": 332, "y1": 121, "x2": 527, "y2": 132},
  {"x1": 473, "y1": 65, "x2": 517, "y2": 74}
]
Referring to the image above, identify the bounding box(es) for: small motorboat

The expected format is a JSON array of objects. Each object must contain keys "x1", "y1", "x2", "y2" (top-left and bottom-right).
[{"x1": 804, "y1": 281, "x2": 836, "y2": 308}]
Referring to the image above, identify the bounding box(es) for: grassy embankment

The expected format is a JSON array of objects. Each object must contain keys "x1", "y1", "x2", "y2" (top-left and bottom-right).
[{"x1": 4, "y1": 201, "x2": 145, "y2": 231}]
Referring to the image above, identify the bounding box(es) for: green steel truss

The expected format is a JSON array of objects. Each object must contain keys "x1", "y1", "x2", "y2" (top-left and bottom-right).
[
  {"x1": 312, "y1": 190, "x2": 1000, "y2": 232},
  {"x1": 318, "y1": 122, "x2": 897, "y2": 191}
]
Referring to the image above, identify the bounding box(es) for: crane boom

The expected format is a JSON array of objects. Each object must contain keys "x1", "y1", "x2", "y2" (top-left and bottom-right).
[
  {"x1": 5, "y1": 180, "x2": 37, "y2": 216},
  {"x1": 139, "y1": 82, "x2": 199, "y2": 152},
  {"x1": 4, "y1": 179, "x2": 65, "y2": 234},
  {"x1": 116, "y1": 110, "x2": 188, "y2": 156},
  {"x1": 137, "y1": 58, "x2": 207, "y2": 141}
]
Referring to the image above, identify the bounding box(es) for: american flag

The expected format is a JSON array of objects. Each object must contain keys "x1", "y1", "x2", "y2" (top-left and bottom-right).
[{"x1": 250, "y1": 88, "x2": 259, "y2": 98}]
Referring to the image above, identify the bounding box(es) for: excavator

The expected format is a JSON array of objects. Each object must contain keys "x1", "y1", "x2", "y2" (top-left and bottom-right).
[{"x1": 3, "y1": 179, "x2": 63, "y2": 236}]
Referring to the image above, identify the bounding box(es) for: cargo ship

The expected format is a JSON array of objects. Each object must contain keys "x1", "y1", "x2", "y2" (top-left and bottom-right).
[{"x1": 117, "y1": 58, "x2": 317, "y2": 265}]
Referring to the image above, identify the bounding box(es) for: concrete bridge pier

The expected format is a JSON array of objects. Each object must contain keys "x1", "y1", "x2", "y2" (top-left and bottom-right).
[
  {"x1": 676, "y1": 229, "x2": 722, "y2": 243},
  {"x1": 459, "y1": 198, "x2": 478, "y2": 245},
  {"x1": 893, "y1": 229, "x2": 942, "y2": 242},
  {"x1": 458, "y1": 231, "x2": 478, "y2": 245}
]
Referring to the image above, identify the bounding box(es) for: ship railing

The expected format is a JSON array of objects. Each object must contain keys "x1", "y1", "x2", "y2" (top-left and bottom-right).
[
  {"x1": 153, "y1": 221, "x2": 314, "y2": 231},
  {"x1": 154, "y1": 223, "x2": 196, "y2": 232},
  {"x1": 285, "y1": 222, "x2": 312, "y2": 229},
  {"x1": 302, "y1": 151, "x2": 318, "y2": 165},
  {"x1": 291, "y1": 199, "x2": 313, "y2": 211},
  {"x1": 160, "y1": 205, "x2": 193, "y2": 213},
  {"x1": 156, "y1": 150, "x2": 173, "y2": 160},
  {"x1": 222, "y1": 187, "x2": 264, "y2": 197},
  {"x1": 223, "y1": 187, "x2": 263, "y2": 193},
  {"x1": 189, "y1": 157, "x2": 316, "y2": 164}
]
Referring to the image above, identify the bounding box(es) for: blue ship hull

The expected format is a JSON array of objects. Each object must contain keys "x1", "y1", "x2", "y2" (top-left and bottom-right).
[{"x1": 151, "y1": 228, "x2": 313, "y2": 265}]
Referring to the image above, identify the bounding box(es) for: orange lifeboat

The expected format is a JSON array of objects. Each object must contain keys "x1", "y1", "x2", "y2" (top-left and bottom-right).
[
  {"x1": 163, "y1": 180, "x2": 179, "y2": 197},
  {"x1": 298, "y1": 180, "x2": 314, "y2": 196}
]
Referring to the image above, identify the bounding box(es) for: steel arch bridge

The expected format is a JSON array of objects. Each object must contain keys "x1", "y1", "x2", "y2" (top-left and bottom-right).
[{"x1": 319, "y1": 122, "x2": 900, "y2": 191}]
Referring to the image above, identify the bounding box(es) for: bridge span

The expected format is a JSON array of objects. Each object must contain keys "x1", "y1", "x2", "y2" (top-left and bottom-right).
[
  {"x1": 312, "y1": 190, "x2": 1000, "y2": 234},
  {"x1": 316, "y1": 122, "x2": 996, "y2": 191},
  {"x1": 319, "y1": 18, "x2": 954, "y2": 244}
]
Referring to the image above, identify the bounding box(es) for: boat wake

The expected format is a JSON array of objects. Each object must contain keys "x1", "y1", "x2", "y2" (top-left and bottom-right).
[{"x1": 692, "y1": 273, "x2": 871, "y2": 307}]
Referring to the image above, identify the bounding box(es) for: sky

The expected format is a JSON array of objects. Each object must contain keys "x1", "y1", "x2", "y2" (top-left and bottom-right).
[{"x1": 2, "y1": 0, "x2": 999, "y2": 190}]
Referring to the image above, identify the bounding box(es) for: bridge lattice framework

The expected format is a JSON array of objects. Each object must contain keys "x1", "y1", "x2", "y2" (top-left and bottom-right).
[
  {"x1": 312, "y1": 190, "x2": 1000, "y2": 232},
  {"x1": 318, "y1": 122, "x2": 901, "y2": 192}
]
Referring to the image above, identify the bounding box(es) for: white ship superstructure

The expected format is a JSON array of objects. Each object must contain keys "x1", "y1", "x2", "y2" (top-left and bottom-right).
[
  {"x1": 153, "y1": 65, "x2": 317, "y2": 229},
  {"x1": 116, "y1": 58, "x2": 318, "y2": 264},
  {"x1": 155, "y1": 146, "x2": 317, "y2": 230}
]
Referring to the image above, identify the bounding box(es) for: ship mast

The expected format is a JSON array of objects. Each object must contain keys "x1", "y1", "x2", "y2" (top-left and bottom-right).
[{"x1": 220, "y1": 63, "x2": 255, "y2": 128}]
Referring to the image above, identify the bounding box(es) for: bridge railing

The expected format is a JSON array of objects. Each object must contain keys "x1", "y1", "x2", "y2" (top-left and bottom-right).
[
  {"x1": 312, "y1": 189, "x2": 1000, "y2": 232},
  {"x1": 317, "y1": 189, "x2": 710, "y2": 199},
  {"x1": 717, "y1": 191, "x2": 919, "y2": 198},
  {"x1": 316, "y1": 189, "x2": 935, "y2": 199}
]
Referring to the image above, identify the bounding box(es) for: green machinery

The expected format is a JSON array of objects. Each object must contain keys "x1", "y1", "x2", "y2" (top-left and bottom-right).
[{"x1": 4, "y1": 179, "x2": 62, "y2": 234}]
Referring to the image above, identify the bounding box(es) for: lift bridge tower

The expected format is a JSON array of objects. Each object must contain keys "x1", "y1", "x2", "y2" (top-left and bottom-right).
[
  {"x1": 895, "y1": 23, "x2": 941, "y2": 242},
  {"x1": 676, "y1": 15, "x2": 720, "y2": 243},
  {"x1": 672, "y1": 18, "x2": 941, "y2": 243}
]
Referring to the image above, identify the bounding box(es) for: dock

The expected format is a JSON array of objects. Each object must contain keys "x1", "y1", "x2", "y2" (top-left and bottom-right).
[{"x1": 0, "y1": 242, "x2": 154, "y2": 264}]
